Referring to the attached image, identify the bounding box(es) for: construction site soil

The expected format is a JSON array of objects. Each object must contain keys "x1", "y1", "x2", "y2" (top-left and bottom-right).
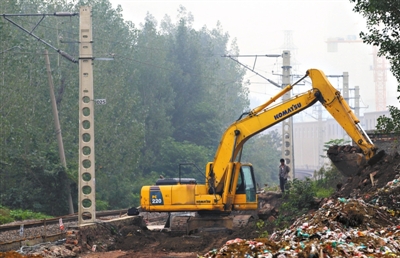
[
  {"x1": 106, "y1": 142, "x2": 400, "y2": 257},
  {"x1": 2, "y1": 141, "x2": 399, "y2": 257}
]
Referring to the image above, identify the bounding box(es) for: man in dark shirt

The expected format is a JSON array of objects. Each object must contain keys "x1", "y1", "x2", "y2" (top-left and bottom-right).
[{"x1": 279, "y1": 158, "x2": 290, "y2": 193}]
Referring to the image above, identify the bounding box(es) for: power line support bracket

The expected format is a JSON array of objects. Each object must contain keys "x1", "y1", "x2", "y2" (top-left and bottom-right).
[{"x1": 2, "y1": 12, "x2": 78, "y2": 63}]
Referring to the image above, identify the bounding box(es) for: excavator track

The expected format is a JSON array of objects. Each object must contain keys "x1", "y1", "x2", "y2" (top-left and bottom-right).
[{"x1": 166, "y1": 212, "x2": 255, "y2": 234}]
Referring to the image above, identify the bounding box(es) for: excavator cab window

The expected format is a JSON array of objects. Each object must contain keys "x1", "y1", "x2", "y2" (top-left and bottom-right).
[
  {"x1": 242, "y1": 165, "x2": 256, "y2": 202},
  {"x1": 236, "y1": 174, "x2": 244, "y2": 193},
  {"x1": 236, "y1": 165, "x2": 256, "y2": 202}
]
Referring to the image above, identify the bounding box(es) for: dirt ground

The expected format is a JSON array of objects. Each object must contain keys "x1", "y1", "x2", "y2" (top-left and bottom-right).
[
  {"x1": 78, "y1": 214, "x2": 261, "y2": 258},
  {"x1": 76, "y1": 141, "x2": 400, "y2": 258},
  {"x1": 333, "y1": 145, "x2": 400, "y2": 199},
  {"x1": 3, "y1": 142, "x2": 398, "y2": 258}
]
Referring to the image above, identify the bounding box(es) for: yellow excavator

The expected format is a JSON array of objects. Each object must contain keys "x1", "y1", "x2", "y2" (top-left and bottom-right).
[{"x1": 140, "y1": 69, "x2": 382, "y2": 233}]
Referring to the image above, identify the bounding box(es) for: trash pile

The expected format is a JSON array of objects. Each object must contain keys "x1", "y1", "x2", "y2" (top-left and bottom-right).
[
  {"x1": 201, "y1": 197, "x2": 400, "y2": 257},
  {"x1": 0, "y1": 242, "x2": 75, "y2": 258}
]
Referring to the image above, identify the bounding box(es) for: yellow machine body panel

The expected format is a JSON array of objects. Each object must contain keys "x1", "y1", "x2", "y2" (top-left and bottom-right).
[{"x1": 141, "y1": 184, "x2": 224, "y2": 212}]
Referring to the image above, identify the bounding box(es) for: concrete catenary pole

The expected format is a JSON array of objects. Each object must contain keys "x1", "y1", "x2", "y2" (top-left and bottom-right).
[
  {"x1": 343, "y1": 72, "x2": 350, "y2": 140},
  {"x1": 281, "y1": 50, "x2": 295, "y2": 179},
  {"x1": 78, "y1": 6, "x2": 96, "y2": 225},
  {"x1": 354, "y1": 86, "x2": 360, "y2": 118}
]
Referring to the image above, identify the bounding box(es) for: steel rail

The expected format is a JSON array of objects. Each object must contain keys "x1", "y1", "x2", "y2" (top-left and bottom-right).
[{"x1": 0, "y1": 209, "x2": 128, "y2": 233}]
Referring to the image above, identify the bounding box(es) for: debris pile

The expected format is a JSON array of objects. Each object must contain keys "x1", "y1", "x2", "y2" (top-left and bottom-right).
[
  {"x1": 201, "y1": 198, "x2": 400, "y2": 257},
  {"x1": 0, "y1": 241, "x2": 75, "y2": 258},
  {"x1": 334, "y1": 151, "x2": 400, "y2": 200},
  {"x1": 257, "y1": 192, "x2": 282, "y2": 220}
]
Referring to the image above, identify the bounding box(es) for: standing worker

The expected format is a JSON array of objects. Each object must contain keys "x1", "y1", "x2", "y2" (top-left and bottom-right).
[{"x1": 279, "y1": 158, "x2": 290, "y2": 193}]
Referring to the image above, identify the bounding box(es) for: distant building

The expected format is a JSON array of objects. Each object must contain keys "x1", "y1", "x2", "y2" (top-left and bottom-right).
[
  {"x1": 361, "y1": 110, "x2": 390, "y2": 130},
  {"x1": 293, "y1": 110, "x2": 390, "y2": 172}
]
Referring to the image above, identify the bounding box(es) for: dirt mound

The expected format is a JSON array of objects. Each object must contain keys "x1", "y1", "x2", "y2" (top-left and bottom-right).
[
  {"x1": 257, "y1": 192, "x2": 283, "y2": 220},
  {"x1": 333, "y1": 150, "x2": 400, "y2": 201},
  {"x1": 111, "y1": 220, "x2": 260, "y2": 256}
]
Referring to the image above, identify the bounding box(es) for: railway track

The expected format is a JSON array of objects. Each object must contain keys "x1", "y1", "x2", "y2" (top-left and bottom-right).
[{"x1": 0, "y1": 209, "x2": 129, "y2": 252}]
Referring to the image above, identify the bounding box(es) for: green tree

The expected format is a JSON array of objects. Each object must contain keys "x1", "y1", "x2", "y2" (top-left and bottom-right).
[
  {"x1": 376, "y1": 105, "x2": 400, "y2": 133},
  {"x1": 165, "y1": 6, "x2": 248, "y2": 148},
  {"x1": 132, "y1": 15, "x2": 175, "y2": 178},
  {"x1": 167, "y1": 17, "x2": 218, "y2": 146},
  {"x1": 0, "y1": 0, "x2": 145, "y2": 211},
  {"x1": 350, "y1": 0, "x2": 400, "y2": 99},
  {"x1": 2, "y1": 149, "x2": 71, "y2": 216},
  {"x1": 241, "y1": 130, "x2": 281, "y2": 187},
  {"x1": 155, "y1": 137, "x2": 211, "y2": 181},
  {"x1": 89, "y1": 1, "x2": 146, "y2": 208},
  {"x1": 350, "y1": 0, "x2": 400, "y2": 133},
  {"x1": 0, "y1": 0, "x2": 79, "y2": 215},
  {"x1": 205, "y1": 23, "x2": 250, "y2": 128},
  {"x1": 0, "y1": 0, "x2": 252, "y2": 212}
]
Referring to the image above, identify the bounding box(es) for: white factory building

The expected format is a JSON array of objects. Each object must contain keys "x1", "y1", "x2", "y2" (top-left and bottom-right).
[{"x1": 292, "y1": 110, "x2": 390, "y2": 173}]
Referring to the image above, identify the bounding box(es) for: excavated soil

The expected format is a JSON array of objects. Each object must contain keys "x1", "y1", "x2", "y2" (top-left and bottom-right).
[
  {"x1": 77, "y1": 146, "x2": 400, "y2": 258},
  {"x1": 3, "y1": 140, "x2": 399, "y2": 257},
  {"x1": 80, "y1": 140, "x2": 400, "y2": 257},
  {"x1": 79, "y1": 216, "x2": 261, "y2": 258}
]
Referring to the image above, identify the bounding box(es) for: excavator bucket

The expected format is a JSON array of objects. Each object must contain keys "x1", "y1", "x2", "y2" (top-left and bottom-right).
[
  {"x1": 328, "y1": 147, "x2": 366, "y2": 177},
  {"x1": 327, "y1": 145, "x2": 385, "y2": 177}
]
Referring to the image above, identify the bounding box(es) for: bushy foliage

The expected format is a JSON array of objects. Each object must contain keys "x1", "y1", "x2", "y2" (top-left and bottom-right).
[
  {"x1": 0, "y1": 206, "x2": 13, "y2": 225},
  {"x1": 1, "y1": 150, "x2": 73, "y2": 216},
  {"x1": 283, "y1": 178, "x2": 316, "y2": 213},
  {"x1": 266, "y1": 175, "x2": 337, "y2": 231},
  {"x1": 316, "y1": 139, "x2": 347, "y2": 194},
  {"x1": 376, "y1": 105, "x2": 400, "y2": 133},
  {"x1": 9, "y1": 209, "x2": 52, "y2": 221},
  {"x1": 255, "y1": 219, "x2": 269, "y2": 238},
  {"x1": 263, "y1": 178, "x2": 317, "y2": 231},
  {"x1": 350, "y1": 0, "x2": 400, "y2": 100},
  {"x1": 0, "y1": 205, "x2": 52, "y2": 225},
  {"x1": 313, "y1": 165, "x2": 343, "y2": 198}
]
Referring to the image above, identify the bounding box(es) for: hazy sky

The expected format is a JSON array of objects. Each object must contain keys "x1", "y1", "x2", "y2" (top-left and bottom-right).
[{"x1": 110, "y1": 0, "x2": 399, "y2": 115}]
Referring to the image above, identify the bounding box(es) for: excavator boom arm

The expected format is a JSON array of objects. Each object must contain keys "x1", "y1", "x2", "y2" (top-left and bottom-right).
[
  {"x1": 210, "y1": 69, "x2": 377, "y2": 192},
  {"x1": 307, "y1": 69, "x2": 376, "y2": 158}
]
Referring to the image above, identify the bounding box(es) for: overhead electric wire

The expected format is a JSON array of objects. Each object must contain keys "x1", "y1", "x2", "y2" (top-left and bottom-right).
[{"x1": 3, "y1": 14, "x2": 267, "y2": 92}]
